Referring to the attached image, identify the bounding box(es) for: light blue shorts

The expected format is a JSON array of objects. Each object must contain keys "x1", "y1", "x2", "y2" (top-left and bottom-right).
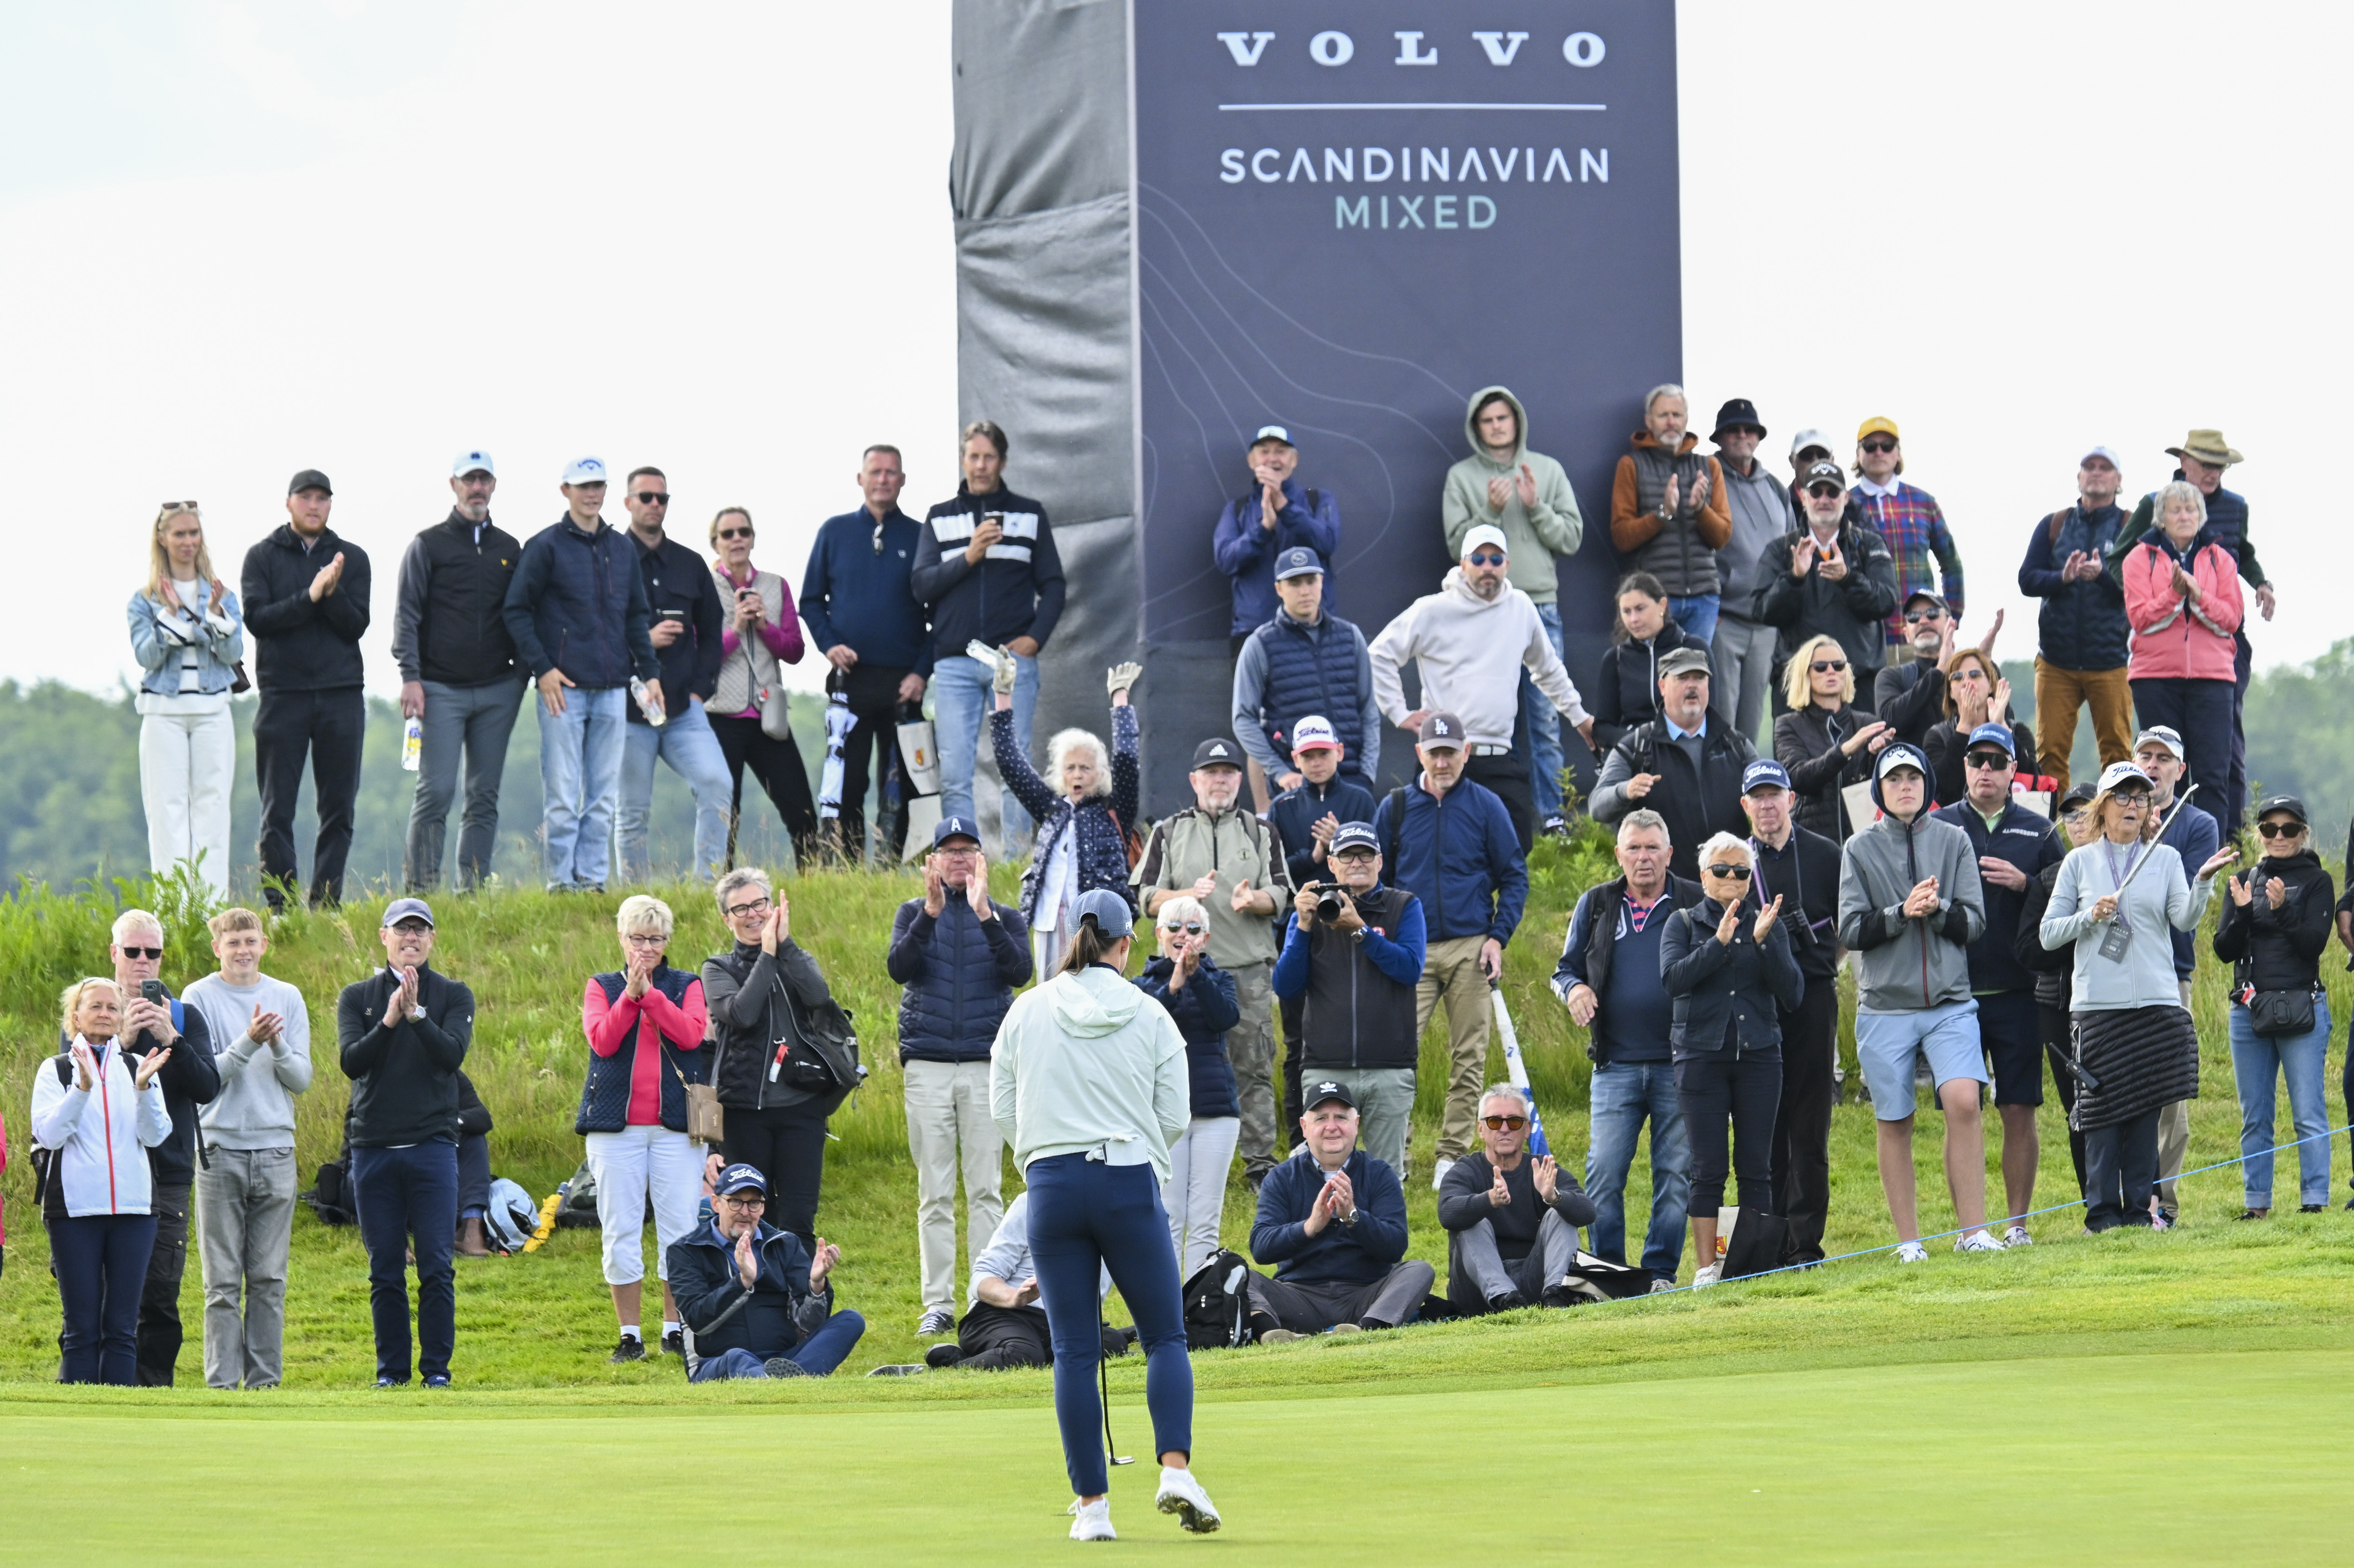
[{"x1": 1855, "y1": 1000, "x2": 1985, "y2": 1121}]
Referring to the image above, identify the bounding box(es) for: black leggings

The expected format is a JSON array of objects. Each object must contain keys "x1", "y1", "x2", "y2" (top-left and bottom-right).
[
  {"x1": 1675, "y1": 1051, "x2": 1782, "y2": 1216},
  {"x1": 710, "y1": 712, "x2": 819, "y2": 869},
  {"x1": 718, "y1": 1099, "x2": 834, "y2": 1251}
]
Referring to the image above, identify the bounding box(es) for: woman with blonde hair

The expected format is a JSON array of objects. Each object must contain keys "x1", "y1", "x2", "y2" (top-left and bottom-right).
[
  {"x1": 33, "y1": 977, "x2": 175, "y2": 1384},
  {"x1": 1923, "y1": 645, "x2": 2039, "y2": 807},
  {"x1": 988, "y1": 652, "x2": 1142, "y2": 976},
  {"x1": 707, "y1": 507, "x2": 818, "y2": 869},
  {"x1": 577, "y1": 893, "x2": 709, "y2": 1362},
  {"x1": 1772, "y1": 632, "x2": 1888, "y2": 839},
  {"x1": 128, "y1": 501, "x2": 243, "y2": 897}
]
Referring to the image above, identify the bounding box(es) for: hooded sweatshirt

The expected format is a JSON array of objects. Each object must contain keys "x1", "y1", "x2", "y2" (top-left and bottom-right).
[
  {"x1": 1836, "y1": 765, "x2": 1986, "y2": 1012},
  {"x1": 1440, "y1": 387, "x2": 1585, "y2": 606},
  {"x1": 1368, "y1": 568, "x2": 1590, "y2": 750},
  {"x1": 990, "y1": 964, "x2": 1191, "y2": 1184}
]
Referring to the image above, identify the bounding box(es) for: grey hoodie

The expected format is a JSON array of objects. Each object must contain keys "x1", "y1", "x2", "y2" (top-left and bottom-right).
[
  {"x1": 1837, "y1": 805, "x2": 1986, "y2": 1013},
  {"x1": 1441, "y1": 386, "x2": 1585, "y2": 606}
]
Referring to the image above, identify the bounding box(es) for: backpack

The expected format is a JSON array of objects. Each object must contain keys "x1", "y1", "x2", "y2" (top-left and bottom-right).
[
  {"x1": 1180, "y1": 1248, "x2": 1254, "y2": 1349},
  {"x1": 555, "y1": 1158, "x2": 602, "y2": 1229},
  {"x1": 301, "y1": 1159, "x2": 358, "y2": 1226},
  {"x1": 1554, "y1": 1250, "x2": 1656, "y2": 1303},
  {"x1": 482, "y1": 1177, "x2": 540, "y2": 1254}
]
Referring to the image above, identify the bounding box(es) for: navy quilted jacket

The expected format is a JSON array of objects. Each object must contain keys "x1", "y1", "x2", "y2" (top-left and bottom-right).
[
  {"x1": 1135, "y1": 954, "x2": 1241, "y2": 1119},
  {"x1": 574, "y1": 965, "x2": 707, "y2": 1134},
  {"x1": 995, "y1": 702, "x2": 1140, "y2": 923},
  {"x1": 886, "y1": 894, "x2": 1033, "y2": 1064}
]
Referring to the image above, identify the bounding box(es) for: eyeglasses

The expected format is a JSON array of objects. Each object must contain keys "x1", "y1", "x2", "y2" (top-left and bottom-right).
[
  {"x1": 1964, "y1": 752, "x2": 2011, "y2": 770},
  {"x1": 1332, "y1": 849, "x2": 1377, "y2": 863},
  {"x1": 118, "y1": 946, "x2": 164, "y2": 961},
  {"x1": 634, "y1": 491, "x2": 670, "y2": 506},
  {"x1": 724, "y1": 897, "x2": 773, "y2": 918},
  {"x1": 1809, "y1": 659, "x2": 1847, "y2": 673},
  {"x1": 623, "y1": 932, "x2": 668, "y2": 947},
  {"x1": 1902, "y1": 608, "x2": 1941, "y2": 624},
  {"x1": 1859, "y1": 438, "x2": 1899, "y2": 455},
  {"x1": 1704, "y1": 865, "x2": 1753, "y2": 880},
  {"x1": 935, "y1": 845, "x2": 979, "y2": 857},
  {"x1": 2257, "y1": 821, "x2": 2306, "y2": 839},
  {"x1": 718, "y1": 1192, "x2": 767, "y2": 1208},
  {"x1": 1161, "y1": 920, "x2": 1205, "y2": 936},
  {"x1": 1480, "y1": 1114, "x2": 1528, "y2": 1131},
  {"x1": 717, "y1": 526, "x2": 753, "y2": 541},
  {"x1": 1465, "y1": 551, "x2": 1507, "y2": 567}
]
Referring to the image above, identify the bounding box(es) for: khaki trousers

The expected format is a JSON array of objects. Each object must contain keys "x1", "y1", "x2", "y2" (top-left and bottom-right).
[
  {"x1": 2033, "y1": 658, "x2": 2134, "y2": 794},
  {"x1": 904, "y1": 1059, "x2": 1004, "y2": 1317},
  {"x1": 1418, "y1": 935, "x2": 1494, "y2": 1163}
]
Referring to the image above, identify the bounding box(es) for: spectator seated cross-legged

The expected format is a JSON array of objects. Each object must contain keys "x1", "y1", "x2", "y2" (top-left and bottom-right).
[
  {"x1": 924, "y1": 1191, "x2": 1124, "y2": 1372},
  {"x1": 1135, "y1": 897, "x2": 1242, "y2": 1280},
  {"x1": 1438, "y1": 1084, "x2": 1597, "y2": 1314},
  {"x1": 991, "y1": 652, "x2": 1141, "y2": 980},
  {"x1": 1244, "y1": 1082, "x2": 1433, "y2": 1342},
  {"x1": 672, "y1": 1162, "x2": 865, "y2": 1379}
]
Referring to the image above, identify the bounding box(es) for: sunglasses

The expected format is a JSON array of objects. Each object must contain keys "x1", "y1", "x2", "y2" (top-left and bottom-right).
[
  {"x1": 1804, "y1": 485, "x2": 1843, "y2": 498},
  {"x1": 1480, "y1": 1115, "x2": 1528, "y2": 1131},
  {"x1": 1859, "y1": 438, "x2": 1899, "y2": 455},
  {"x1": 1902, "y1": 608, "x2": 1942, "y2": 624},
  {"x1": 871, "y1": 522, "x2": 886, "y2": 555},
  {"x1": 634, "y1": 491, "x2": 670, "y2": 506},
  {"x1": 1705, "y1": 864, "x2": 1753, "y2": 880},
  {"x1": 717, "y1": 526, "x2": 753, "y2": 541},
  {"x1": 2256, "y1": 821, "x2": 2306, "y2": 839},
  {"x1": 1161, "y1": 920, "x2": 1205, "y2": 936},
  {"x1": 158, "y1": 500, "x2": 201, "y2": 515},
  {"x1": 118, "y1": 945, "x2": 164, "y2": 961},
  {"x1": 1964, "y1": 752, "x2": 2012, "y2": 770},
  {"x1": 1465, "y1": 551, "x2": 1507, "y2": 567},
  {"x1": 1809, "y1": 659, "x2": 1847, "y2": 673}
]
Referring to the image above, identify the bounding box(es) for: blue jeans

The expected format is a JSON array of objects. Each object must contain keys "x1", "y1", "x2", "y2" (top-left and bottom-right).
[
  {"x1": 53, "y1": 1212, "x2": 157, "y2": 1385},
  {"x1": 687, "y1": 1312, "x2": 868, "y2": 1380},
  {"x1": 1516, "y1": 601, "x2": 1568, "y2": 821},
  {"x1": 2229, "y1": 997, "x2": 2332, "y2": 1208},
  {"x1": 1585, "y1": 1061, "x2": 1691, "y2": 1280},
  {"x1": 1025, "y1": 1154, "x2": 1192, "y2": 1496},
  {"x1": 930, "y1": 650, "x2": 1038, "y2": 850},
  {"x1": 1668, "y1": 594, "x2": 1721, "y2": 646},
  {"x1": 618, "y1": 697, "x2": 733, "y2": 883},
  {"x1": 537, "y1": 683, "x2": 628, "y2": 890},
  {"x1": 352, "y1": 1141, "x2": 458, "y2": 1383}
]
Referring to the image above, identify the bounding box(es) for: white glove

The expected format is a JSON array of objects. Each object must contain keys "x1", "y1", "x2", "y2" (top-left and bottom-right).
[
  {"x1": 1106, "y1": 661, "x2": 1142, "y2": 698},
  {"x1": 991, "y1": 645, "x2": 1018, "y2": 696}
]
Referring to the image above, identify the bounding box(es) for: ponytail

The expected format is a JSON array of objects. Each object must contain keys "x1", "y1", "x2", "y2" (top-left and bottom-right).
[{"x1": 1056, "y1": 914, "x2": 1126, "y2": 977}]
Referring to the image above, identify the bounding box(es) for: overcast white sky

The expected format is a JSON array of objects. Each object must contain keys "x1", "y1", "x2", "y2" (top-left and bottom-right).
[{"x1": 4, "y1": 1, "x2": 2341, "y2": 701}]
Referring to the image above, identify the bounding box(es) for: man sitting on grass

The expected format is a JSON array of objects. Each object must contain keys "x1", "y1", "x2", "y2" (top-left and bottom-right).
[
  {"x1": 671, "y1": 1162, "x2": 865, "y2": 1379},
  {"x1": 1245, "y1": 1081, "x2": 1433, "y2": 1341},
  {"x1": 924, "y1": 1191, "x2": 1124, "y2": 1372},
  {"x1": 1438, "y1": 1084, "x2": 1597, "y2": 1314}
]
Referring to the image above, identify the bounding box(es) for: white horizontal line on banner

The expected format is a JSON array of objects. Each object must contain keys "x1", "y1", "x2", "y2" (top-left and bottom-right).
[{"x1": 1217, "y1": 102, "x2": 1606, "y2": 112}]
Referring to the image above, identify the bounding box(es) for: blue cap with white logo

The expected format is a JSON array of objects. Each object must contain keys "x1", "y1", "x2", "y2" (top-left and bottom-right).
[
  {"x1": 933, "y1": 815, "x2": 982, "y2": 848},
  {"x1": 1966, "y1": 722, "x2": 2016, "y2": 757},
  {"x1": 1742, "y1": 758, "x2": 1792, "y2": 794},
  {"x1": 714, "y1": 1163, "x2": 768, "y2": 1196},
  {"x1": 1274, "y1": 546, "x2": 1323, "y2": 581}
]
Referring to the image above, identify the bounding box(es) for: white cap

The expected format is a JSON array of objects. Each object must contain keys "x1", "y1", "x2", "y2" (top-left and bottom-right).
[
  {"x1": 1290, "y1": 715, "x2": 1341, "y2": 753},
  {"x1": 1252, "y1": 425, "x2": 1294, "y2": 446},
  {"x1": 562, "y1": 455, "x2": 608, "y2": 485},
  {"x1": 1787, "y1": 427, "x2": 1831, "y2": 462},
  {"x1": 452, "y1": 449, "x2": 495, "y2": 479},
  {"x1": 1460, "y1": 523, "x2": 1509, "y2": 558},
  {"x1": 2080, "y1": 445, "x2": 2123, "y2": 471}
]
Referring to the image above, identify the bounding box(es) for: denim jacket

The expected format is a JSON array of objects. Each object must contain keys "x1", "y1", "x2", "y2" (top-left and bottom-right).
[{"x1": 128, "y1": 585, "x2": 245, "y2": 697}]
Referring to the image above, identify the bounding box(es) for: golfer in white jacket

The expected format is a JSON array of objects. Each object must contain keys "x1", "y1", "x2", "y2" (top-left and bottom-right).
[
  {"x1": 1369, "y1": 523, "x2": 1593, "y2": 850},
  {"x1": 991, "y1": 886, "x2": 1221, "y2": 1542}
]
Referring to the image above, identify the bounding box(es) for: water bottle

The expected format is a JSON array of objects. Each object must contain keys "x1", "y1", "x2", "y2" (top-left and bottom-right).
[
  {"x1": 630, "y1": 676, "x2": 666, "y2": 727},
  {"x1": 401, "y1": 717, "x2": 422, "y2": 771}
]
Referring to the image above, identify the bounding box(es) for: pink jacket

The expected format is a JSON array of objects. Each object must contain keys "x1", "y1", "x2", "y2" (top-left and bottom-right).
[{"x1": 2123, "y1": 536, "x2": 2242, "y2": 681}]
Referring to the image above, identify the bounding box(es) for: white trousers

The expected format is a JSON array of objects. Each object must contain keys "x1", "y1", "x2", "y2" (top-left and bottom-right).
[
  {"x1": 139, "y1": 703, "x2": 235, "y2": 899},
  {"x1": 584, "y1": 1124, "x2": 706, "y2": 1286},
  {"x1": 1163, "y1": 1115, "x2": 1241, "y2": 1279}
]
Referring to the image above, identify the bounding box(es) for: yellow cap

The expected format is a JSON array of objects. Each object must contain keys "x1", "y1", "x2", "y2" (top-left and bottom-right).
[{"x1": 1856, "y1": 416, "x2": 1900, "y2": 443}]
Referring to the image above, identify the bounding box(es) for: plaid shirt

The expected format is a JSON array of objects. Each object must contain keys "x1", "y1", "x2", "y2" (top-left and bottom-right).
[{"x1": 1851, "y1": 481, "x2": 1962, "y2": 642}]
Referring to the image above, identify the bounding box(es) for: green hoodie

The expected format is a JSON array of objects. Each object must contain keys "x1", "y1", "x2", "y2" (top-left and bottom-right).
[
  {"x1": 989, "y1": 966, "x2": 1191, "y2": 1184},
  {"x1": 1441, "y1": 385, "x2": 1586, "y2": 605}
]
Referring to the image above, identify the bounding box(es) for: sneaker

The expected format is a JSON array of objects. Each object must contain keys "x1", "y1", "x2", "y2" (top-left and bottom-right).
[
  {"x1": 422, "y1": 1373, "x2": 452, "y2": 1388},
  {"x1": 1649, "y1": 1276, "x2": 1676, "y2": 1294},
  {"x1": 373, "y1": 1375, "x2": 404, "y2": 1389},
  {"x1": 1692, "y1": 1264, "x2": 1722, "y2": 1289},
  {"x1": 916, "y1": 1309, "x2": 955, "y2": 1337},
  {"x1": 762, "y1": 1355, "x2": 811, "y2": 1378},
  {"x1": 2002, "y1": 1226, "x2": 2033, "y2": 1248},
  {"x1": 1954, "y1": 1229, "x2": 2005, "y2": 1254},
  {"x1": 1256, "y1": 1329, "x2": 1304, "y2": 1346},
  {"x1": 1894, "y1": 1241, "x2": 1929, "y2": 1264},
  {"x1": 1431, "y1": 1157, "x2": 1455, "y2": 1192},
  {"x1": 1155, "y1": 1467, "x2": 1222, "y2": 1534},
  {"x1": 1326, "y1": 1322, "x2": 1363, "y2": 1335},
  {"x1": 610, "y1": 1334, "x2": 646, "y2": 1364},
  {"x1": 925, "y1": 1343, "x2": 968, "y2": 1369},
  {"x1": 866, "y1": 1364, "x2": 925, "y2": 1377},
  {"x1": 1856, "y1": 1078, "x2": 1873, "y2": 1106},
  {"x1": 662, "y1": 1330, "x2": 686, "y2": 1358},
  {"x1": 2299, "y1": 1204, "x2": 2327, "y2": 1214},
  {"x1": 1068, "y1": 1498, "x2": 1117, "y2": 1542}
]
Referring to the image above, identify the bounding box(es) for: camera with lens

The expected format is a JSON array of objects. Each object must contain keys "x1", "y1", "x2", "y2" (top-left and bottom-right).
[{"x1": 1304, "y1": 882, "x2": 1350, "y2": 923}]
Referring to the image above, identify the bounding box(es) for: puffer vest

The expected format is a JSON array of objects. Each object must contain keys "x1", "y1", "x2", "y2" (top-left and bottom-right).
[
  {"x1": 575, "y1": 964, "x2": 706, "y2": 1134},
  {"x1": 1252, "y1": 609, "x2": 1367, "y2": 778},
  {"x1": 1628, "y1": 438, "x2": 1721, "y2": 596},
  {"x1": 1297, "y1": 886, "x2": 1420, "y2": 1072},
  {"x1": 896, "y1": 898, "x2": 1018, "y2": 1064}
]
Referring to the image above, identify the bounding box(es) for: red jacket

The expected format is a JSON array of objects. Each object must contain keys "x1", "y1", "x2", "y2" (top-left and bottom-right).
[{"x1": 2123, "y1": 534, "x2": 2241, "y2": 681}]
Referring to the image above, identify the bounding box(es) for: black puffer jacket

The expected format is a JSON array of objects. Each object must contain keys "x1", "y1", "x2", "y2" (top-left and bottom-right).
[
  {"x1": 2016, "y1": 860, "x2": 2074, "y2": 1011},
  {"x1": 1775, "y1": 701, "x2": 1881, "y2": 840},
  {"x1": 1589, "y1": 619, "x2": 1698, "y2": 752},
  {"x1": 2212, "y1": 850, "x2": 2335, "y2": 996}
]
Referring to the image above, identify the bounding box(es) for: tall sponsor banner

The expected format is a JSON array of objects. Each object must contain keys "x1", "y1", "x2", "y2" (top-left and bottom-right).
[{"x1": 1132, "y1": 1, "x2": 1681, "y2": 810}]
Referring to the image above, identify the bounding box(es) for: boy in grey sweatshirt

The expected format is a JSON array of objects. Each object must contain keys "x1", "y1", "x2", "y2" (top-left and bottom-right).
[
  {"x1": 1835, "y1": 745, "x2": 2001, "y2": 1259},
  {"x1": 183, "y1": 907, "x2": 313, "y2": 1390}
]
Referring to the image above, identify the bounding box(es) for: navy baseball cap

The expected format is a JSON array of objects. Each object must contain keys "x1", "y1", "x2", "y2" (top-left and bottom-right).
[
  {"x1": 381, "y1": 897, "x2": 434, "y2": 929},
  {"x1": 1742, "y1": 759, "x2": 1792, "y2": 794},
  {"x1": 1329, "y1": 821, "x2": 1380, "y2": 855},
  {"x1": 1274, "y1": 546, "x2": 1324, "y2": 581},
  {"x1": 933, "y1": 815, "x2": 982, "y2": 847},
  {"x1": 715, "y1": 1162, "x2": 767, "y2": 1196},
  {"x1": 1074, "y1": 887, "x2": 1135, "y2": 939},
  {"x1": 1966, "y1": 723, "x2": 2016, "y2": 757}
]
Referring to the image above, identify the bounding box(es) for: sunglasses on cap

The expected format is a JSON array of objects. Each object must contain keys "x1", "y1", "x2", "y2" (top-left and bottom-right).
[
  {"x1": 1465, "y1": 550, "x2": 1507, "y2": 567},
  {"x1": 1859, "y1": 438, "x2": 1899, "y2": 455},
  {"x1": 158, "y1": 500, "x2": 201, "y2": 515},
  {"x1": 1704, "y1": 864, "x2": 1753, "y2": 880},
  {"x1": 1479, "y1": 1114, "x2": 1528, "y2": 1131},
  {"x1": 2256, "y1": 820, "x2": 2307, "y2": 839},
  {"x1": 1809, "y1": 658, "x2": 1847, "y2": 673}
]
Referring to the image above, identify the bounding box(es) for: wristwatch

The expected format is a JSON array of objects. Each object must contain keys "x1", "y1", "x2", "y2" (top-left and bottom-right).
[{"x1": 1337, "y1": 1208, "x2": 1358, "y2": 1227}]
